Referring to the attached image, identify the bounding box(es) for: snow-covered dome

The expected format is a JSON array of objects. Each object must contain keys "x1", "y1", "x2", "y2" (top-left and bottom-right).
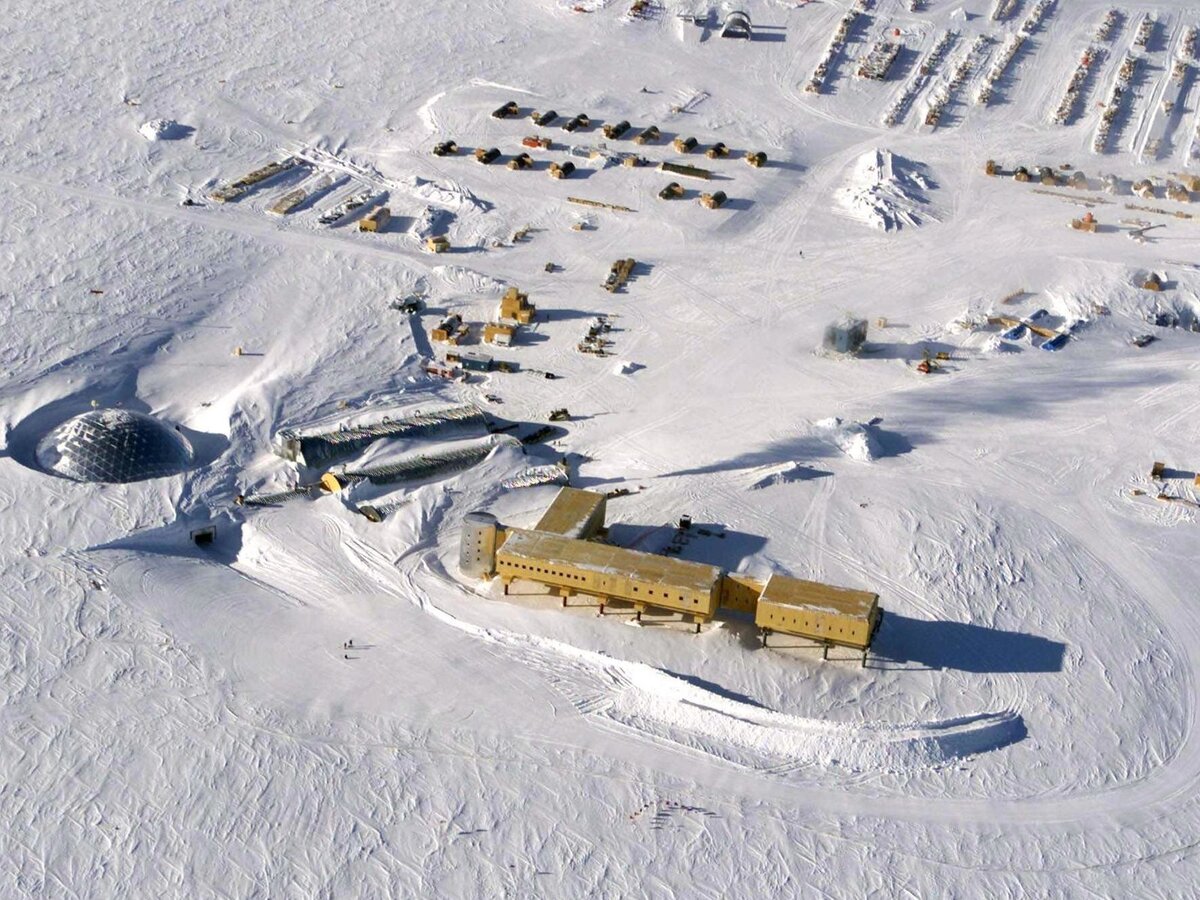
[{"x1": 36, "y1": 409, "x2": 195, "y2": 483}]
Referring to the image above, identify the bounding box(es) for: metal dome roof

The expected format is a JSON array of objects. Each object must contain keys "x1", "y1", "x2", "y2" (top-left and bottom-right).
[{"x1": 36, "y1": 409, "x2": 195, "y2": 483}]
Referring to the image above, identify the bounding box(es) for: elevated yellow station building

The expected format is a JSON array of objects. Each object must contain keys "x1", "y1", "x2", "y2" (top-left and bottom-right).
[{"x1": 460, "y1": 487, "x2": 883, "y2": 659}]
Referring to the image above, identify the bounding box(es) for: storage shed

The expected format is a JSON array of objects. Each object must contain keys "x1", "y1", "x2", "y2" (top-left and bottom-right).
[
  {"x1": 359, "y1": 206, "x2": 391, "y2": 232},
  {"x1": 754, "y1": 574, "x2": 881, "y2": 650},
  {"x1": 484, "y1": 322, "x2": 516, "y2": 345}
]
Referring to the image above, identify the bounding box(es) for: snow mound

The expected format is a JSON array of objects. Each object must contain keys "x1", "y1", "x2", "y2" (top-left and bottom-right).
[
  {"x1": 836, "y1": 149, "x2": 936, "y2": 231},
  {"x1": 460, "y1": 620, "x2": 1025, "y2": 774},
  {"x1": 502, "y1": 464, "x2": 569, "y2": 489},
  {"x1": 138, "y1": 118, "x2": 188, "y2": 141},
  {"x1": 410, "y1": 204, "x2": 456, "y2": 240},
  {"x1": 815, "y1": 416, "x2": 883, "y2": 462},
  {"x1": 399, "y1": 174, "x2": 493, "y2": 212},
  {"x1": 749, "y1": 461, "x2": 826, "y2": 489},
  {"x1": 612, "y1": 360, "x2": 644, "y2": 376}
]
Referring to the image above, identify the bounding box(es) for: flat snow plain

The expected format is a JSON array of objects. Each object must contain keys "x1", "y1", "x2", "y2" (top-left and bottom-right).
[{"x1": 2, "y1": 0, "x2": 1200, "y2": 896}]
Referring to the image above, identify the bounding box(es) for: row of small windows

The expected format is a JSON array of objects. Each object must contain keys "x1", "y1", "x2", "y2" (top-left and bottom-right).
[
  {"x1": 765, "y1": 614, "x2": 853, "y2": 635},
  {"x1": 500, "y1": 560, "x2": 699, "y2": 604}
]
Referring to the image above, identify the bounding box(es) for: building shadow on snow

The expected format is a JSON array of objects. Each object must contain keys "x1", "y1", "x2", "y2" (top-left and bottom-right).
[{"x1": 870, "y1": 613, "x2": 1066, "y2": 673}]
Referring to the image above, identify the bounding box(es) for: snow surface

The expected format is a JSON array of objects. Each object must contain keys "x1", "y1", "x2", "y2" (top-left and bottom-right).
[{"x1": 3, "y1": 0, "x2": 1200, "y2": 896}]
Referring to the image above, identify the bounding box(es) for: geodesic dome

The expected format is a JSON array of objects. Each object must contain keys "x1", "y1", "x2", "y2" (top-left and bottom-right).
[{"x1": 36, "y1": 409, "x2": 195, "y2": 483}]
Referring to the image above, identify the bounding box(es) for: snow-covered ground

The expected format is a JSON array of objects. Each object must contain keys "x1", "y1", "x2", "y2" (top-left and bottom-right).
[{"x1": 3, "y1": 0, "x2": 1200, "y2": 895}]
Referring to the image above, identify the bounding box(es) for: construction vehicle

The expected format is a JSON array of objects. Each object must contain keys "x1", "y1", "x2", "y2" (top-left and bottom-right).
[
  {"x1": 604, "y1": 258, "x2": 636, "y2": 293},
  {"x1": 390, "y1": 296, "x2": 424, "y2": 314},
  {"x1": 522, "y1": 135, "x2": 552, "y2": 149},
  {"x1": 549, "y1": 408, "x2": 571, "y2": 422}
]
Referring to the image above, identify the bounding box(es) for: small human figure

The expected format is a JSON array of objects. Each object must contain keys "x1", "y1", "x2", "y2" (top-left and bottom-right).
[
  {"x1": 344, "y1": 654, "x2": 350, "y2": 660},
  {"x1": 348, "y1": 639, "x2": 354, "y2": 648}
]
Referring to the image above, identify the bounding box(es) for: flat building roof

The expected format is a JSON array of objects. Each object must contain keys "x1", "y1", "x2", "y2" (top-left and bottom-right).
[
  {"x1": 533, "y1": 487, "x2": 605, "y2": 537},
  {"x1": 499, "y1": 529, "x2": 722, "y2": 594},
  {"x1": 759, "y1": 574, "x2": 877, "y2": 619}
]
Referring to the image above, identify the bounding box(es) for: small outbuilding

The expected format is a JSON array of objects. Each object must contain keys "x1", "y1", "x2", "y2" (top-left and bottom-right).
[
  {"x1": 721, "y1": 10, "x2": 752, "y2": 39},
  {"x1": 603, "y1": 120, "x2": 631, "y2": 139},
  {"x1": 822, "y1": 316, "x2": 869, "y2": 354},
  {"x1": 359, "y1": 206, "x2": 390, "y2": 233},
  {"x1": 1166, "y1": 181, "x2": 1191, "y2": 203},
  {"x1": 658, "y1": 181, "x2": 684, "y2": 200},
  {"x1": 634, "y1": 125, "x2": 661, "y2": 144}
]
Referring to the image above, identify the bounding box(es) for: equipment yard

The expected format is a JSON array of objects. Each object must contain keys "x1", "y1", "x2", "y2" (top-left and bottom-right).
[{"x1": 2, "y1": 0, "x2": 1200, "y2": 896}]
